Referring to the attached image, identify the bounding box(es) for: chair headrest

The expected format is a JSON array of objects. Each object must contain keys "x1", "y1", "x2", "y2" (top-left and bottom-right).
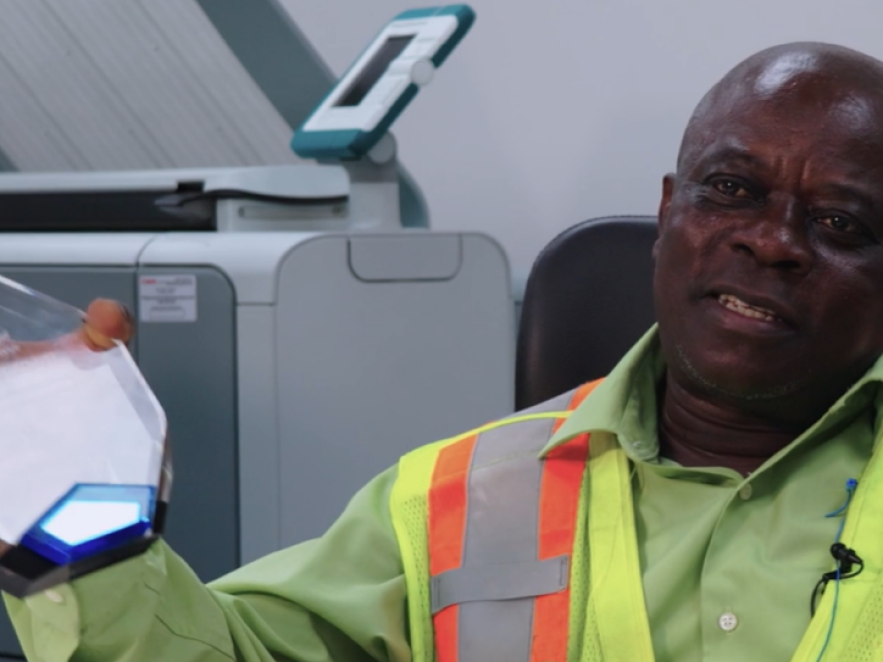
[{"x1": 515, "y1": 216, "x2": 658, "y2": 410}]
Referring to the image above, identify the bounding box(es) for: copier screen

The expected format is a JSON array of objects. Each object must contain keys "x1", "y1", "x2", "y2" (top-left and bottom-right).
[{"x1": 336, "y1": 35, "x2": 415, "y2": 107}]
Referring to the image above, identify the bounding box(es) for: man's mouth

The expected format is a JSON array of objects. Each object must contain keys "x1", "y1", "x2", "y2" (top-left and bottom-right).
[{"x1": 716, "y1": 293, "x2": 781, "y2": 322}]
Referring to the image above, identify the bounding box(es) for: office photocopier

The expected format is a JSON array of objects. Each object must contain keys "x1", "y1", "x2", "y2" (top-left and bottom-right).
[{"x1": 0, "y1": 4, "x2": 512, "y2": 659}]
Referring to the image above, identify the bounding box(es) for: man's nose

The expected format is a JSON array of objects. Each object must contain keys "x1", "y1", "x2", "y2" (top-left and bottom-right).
[{"x1": 728, "y1": 203, "x2": 813, "y2": 275}]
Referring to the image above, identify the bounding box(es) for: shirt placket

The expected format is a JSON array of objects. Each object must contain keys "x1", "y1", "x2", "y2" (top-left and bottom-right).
[{"x1": 699, "y1": 478, "x2": 753, "y2": 661}]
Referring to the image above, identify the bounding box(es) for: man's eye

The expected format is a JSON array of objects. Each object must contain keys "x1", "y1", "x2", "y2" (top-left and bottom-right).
[
  {"x1": 816, "y1": 215, "x2": 863, "y2": 234},
  {"x1": 712, "y1": 179, "x2": 753, "y2": 199}
]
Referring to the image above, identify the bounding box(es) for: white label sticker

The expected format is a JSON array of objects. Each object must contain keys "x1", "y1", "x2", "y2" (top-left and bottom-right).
[{"x1": 139, "y1": 275, "x2": 197, "y2": 323}]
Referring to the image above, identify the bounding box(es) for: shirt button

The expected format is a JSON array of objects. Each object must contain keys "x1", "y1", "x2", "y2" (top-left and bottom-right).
[
  {"x1": 738, "y1": 484, "x2": 753, "y2": 501},
  {"x1": 719, "y1": 612, "x2": 739, "y2": 632},
  {"x1": 44, "y1": 589, "x2": 63, "y2": 604}
]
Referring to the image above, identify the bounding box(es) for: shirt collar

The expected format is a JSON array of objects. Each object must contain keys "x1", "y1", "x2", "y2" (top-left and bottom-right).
[{"x1": 540, "y1": 325, "x2": 883, "y2": 460}]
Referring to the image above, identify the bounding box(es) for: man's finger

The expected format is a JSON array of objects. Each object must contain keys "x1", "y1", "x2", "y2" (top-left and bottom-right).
[{"x1": 81, "y1": 300, "x2": 134, "y2": 351}]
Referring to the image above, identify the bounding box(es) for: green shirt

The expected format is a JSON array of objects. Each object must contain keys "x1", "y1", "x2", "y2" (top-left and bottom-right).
[{"x1": 6, "y1": 328, "x2": 883, "y2": 662}]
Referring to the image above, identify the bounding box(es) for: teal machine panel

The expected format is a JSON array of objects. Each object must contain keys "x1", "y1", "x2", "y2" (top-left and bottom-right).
[{"x1": 292, "y1": 5, "x2": 474, "y2": 161}]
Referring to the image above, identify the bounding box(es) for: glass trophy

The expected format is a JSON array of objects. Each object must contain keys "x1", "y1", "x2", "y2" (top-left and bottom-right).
[{"x1": 0, "y1": 275, "x2": 169, "y2": 597}]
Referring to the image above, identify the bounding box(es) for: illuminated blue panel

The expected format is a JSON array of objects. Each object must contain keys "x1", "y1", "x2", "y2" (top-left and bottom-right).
[{"x1": 21, "y1": 484, "x2": 154, "y2": 565}]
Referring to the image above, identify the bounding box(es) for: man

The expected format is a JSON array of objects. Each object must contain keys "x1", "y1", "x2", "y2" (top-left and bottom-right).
[{"x1": 8, "y1": 41, "x2": 883, "y2": 662}]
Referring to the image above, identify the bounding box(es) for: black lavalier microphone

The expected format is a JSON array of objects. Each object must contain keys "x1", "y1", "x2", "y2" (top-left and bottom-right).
[
  {"x1": 830, "y1": 543, "x2": 864, "y2": 572},
  {"x1": 810, "y1": 542, "x2": 864, "y2": 616}
]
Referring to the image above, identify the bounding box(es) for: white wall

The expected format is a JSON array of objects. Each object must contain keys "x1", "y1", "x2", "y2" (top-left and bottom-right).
[{"x1": 279, "y1": 0, "x2": 883, "y2": 273}]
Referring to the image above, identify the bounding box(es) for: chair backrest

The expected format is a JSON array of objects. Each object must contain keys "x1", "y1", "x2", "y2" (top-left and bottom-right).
[{"x1": 515, "y1": 216, "x2": 658, "y2": 410}]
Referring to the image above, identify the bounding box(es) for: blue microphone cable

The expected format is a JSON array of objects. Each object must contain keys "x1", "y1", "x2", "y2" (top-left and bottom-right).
[{"x1": 812, "y1": 478, "x2": 863, "y2": 662}]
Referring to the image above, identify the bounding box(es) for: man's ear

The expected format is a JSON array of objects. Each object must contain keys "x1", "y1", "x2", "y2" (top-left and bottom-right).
[{"x1": 653, "y1": 174, "x2": 675, "y2": 260}]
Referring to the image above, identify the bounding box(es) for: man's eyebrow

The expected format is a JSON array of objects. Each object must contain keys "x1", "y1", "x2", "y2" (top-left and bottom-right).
[
  {"x1": 818, "y1": 182, "x2": 882, "y2": 211},
  {"x1": 697, "y1": 146, "x2": 768, "y2": 169}
]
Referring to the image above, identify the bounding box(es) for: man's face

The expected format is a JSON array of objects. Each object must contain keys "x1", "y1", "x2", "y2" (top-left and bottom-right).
[{"x1": 654, "y1": 74, "x2": 883, "y2": 411}]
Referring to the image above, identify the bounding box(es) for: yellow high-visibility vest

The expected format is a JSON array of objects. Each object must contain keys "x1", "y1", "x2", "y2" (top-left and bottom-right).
[{"x1": 389, "y1": 381, "x2": 883, "y2": 661}]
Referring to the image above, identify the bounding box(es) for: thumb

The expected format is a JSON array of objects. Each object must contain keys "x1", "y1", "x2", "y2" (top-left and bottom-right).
[{"x1": 81, "y1": 300, "x2": 134, "y2": 351}]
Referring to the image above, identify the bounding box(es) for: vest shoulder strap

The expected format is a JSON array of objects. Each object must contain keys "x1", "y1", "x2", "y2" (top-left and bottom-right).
[{"x1": 428, "y1": 379, "x2": 600, "y2": 662}]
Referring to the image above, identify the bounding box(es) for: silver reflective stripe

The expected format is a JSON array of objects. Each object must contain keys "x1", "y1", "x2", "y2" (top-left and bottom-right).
[
  {"x1": 431, "y1": 555, "x2": 569, "y2": 613},
  {"x1": 450, "y1": 389, "x2": 576, "y2": 662}
]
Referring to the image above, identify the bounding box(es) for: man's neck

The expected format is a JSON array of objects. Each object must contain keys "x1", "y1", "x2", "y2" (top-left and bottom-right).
[{"x1": 658, "y1": 372, "x2": 803, "y2": 476}]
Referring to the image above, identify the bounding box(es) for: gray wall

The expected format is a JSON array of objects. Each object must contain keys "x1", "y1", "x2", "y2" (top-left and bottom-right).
[{"x1": 279, "y1": 0, "x2": 883, "y2": 272}]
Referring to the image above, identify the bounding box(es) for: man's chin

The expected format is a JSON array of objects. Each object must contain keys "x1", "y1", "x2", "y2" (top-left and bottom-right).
[{"x1": 673, "y1": 343, "x2": 805, "y2": 402}]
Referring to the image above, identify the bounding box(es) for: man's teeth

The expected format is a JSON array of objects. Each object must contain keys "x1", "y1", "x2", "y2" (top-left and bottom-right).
[{"x1": 717, "y1": 294, "x2": 778, "y2": 322}]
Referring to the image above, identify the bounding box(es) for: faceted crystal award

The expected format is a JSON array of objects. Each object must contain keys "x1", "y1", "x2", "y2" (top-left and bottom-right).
[{"x1": 0, "y1": 275, "x2": 169, "y2": 597}]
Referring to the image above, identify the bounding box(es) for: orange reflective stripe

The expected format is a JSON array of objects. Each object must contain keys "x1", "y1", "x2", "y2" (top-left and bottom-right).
[
  {"x1": 531, "y1": 380, "x2": 600, "y2": 662},
  {"x1": 428, "y1": 434, "x2": 478, "y2": 662},
  {"x1": 433, "y1": 607, "x2": 458, "y2": 662}
]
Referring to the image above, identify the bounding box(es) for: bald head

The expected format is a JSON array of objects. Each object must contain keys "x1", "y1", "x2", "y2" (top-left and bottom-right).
[{"x1": 677, "y1": 43, "x2": 883, "y2": 171}]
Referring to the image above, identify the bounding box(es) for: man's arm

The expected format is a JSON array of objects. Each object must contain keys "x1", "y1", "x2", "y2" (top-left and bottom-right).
[{"x1": 5, "y1": 465, "x2": 411, "y2": 662}]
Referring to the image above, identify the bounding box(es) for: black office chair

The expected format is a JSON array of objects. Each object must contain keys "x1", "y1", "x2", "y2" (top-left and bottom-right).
[{"x1": 515, "y1": 216, "x2": 659, "y2": 410}]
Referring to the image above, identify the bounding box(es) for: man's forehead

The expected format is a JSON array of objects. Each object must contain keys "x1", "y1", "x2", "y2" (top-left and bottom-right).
[
  {"x1": 688, "y1": 116, "x2": 883, "y2": 177},
  {"x1": 678, "y1": 44, "x2": 883, "y2": 171},
  {"x1": 697, "y1": 94, "x2": 883, "y2": 158},
  {"x1": 719, "y1": 67, "x2": 881, "y2": 128}
]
